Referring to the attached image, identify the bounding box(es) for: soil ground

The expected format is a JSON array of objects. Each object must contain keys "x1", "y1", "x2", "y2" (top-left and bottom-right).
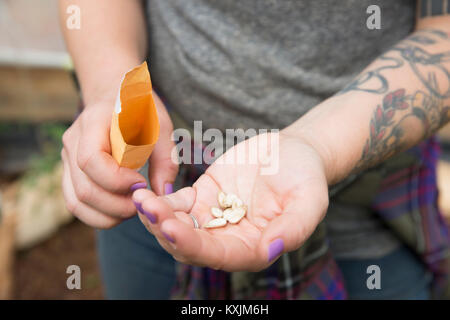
[{"x1": 13, "y1": 220, "x2": 103, "y2": 300}]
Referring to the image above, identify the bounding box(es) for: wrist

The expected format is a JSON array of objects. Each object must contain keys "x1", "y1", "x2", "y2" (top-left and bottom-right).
[
  {"x1": 76, "y1": 54, "x2": 144, "y2": 108},
  {"x1": 283, "y1": 97, "x2": 354, "y2": 186},
  {"x1": 285, "y1": 91, "x2": 381, "y2": 185},
  {"x1": 285, "y1": 127, "x2": 338, "y2": 186}
]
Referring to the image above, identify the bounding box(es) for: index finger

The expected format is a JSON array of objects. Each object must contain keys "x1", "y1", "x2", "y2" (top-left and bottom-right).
[{"x1": 79, "y1": 149, "x2": 147, "y2": 194}]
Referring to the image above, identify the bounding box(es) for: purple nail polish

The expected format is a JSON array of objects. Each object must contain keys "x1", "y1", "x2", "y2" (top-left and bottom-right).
[
  {"x1": 133, "y1": 200, "x2": 142, "y2": 212},
  {"x1": 164, "y1": 183, "x2": 173, "y2": 195},
  {"x1": 268, "y1": 238, "x2": 284, "y2": 262},
  {"x1": 131, "y1": 182, "x2": 147, "y2": 192},
  {"x1": 134, "y1": 201, "x2": 157, "y2": 224},
  {"x1": 162, "y1": 231, "x2": 175, "y2": 243},
  {"x1": 142, "y1": 209, "x2": 157, "y2": 224}
]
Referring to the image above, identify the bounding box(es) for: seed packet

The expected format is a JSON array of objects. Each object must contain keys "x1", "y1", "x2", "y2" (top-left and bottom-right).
[{"x1": 110, "y1": 61, "x2": 160, "y2": 169}]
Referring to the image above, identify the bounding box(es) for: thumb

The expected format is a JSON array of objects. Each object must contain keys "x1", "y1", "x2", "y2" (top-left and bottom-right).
[
  {"x1": 148, "y1": 94, "x2": 179, "y2": 196},
  {"x1": 258, "y1": 182, "x2": 329, "y2": 264}
]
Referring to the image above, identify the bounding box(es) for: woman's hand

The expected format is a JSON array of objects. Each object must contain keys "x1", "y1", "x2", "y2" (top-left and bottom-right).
[
  {"x1": 133, "y1": 132, "x2": 329, "y2": 272},
  {"x1": 61, "y1": 93, "x2": 178, "y2": 229}
]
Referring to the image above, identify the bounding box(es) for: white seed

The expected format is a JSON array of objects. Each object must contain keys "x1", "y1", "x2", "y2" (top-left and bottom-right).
[
  {"x1": 210, "y1": 207, "x2": 223, "y2": 218},
  {"x1": 225, "y1": 207, "x2": 247, "y2": 224},
  {"x1": 223, "y1": 208, "x2": 234, "y2": 221},
  {"x1": 224, "y1": 193, "x2": 238, "y2": 208},
  {"x1": 218, "y1": 191, "x2": 227, "y2": 209},
  {"x1": 231, "y1": 197, "x2": 244, "y2": 209},
  {"x1": 204, "y1": 218, "x2": 227, "y2": 229},
  {"x1": 213, "y1": 191, "x2": 247, "y2": 227}
]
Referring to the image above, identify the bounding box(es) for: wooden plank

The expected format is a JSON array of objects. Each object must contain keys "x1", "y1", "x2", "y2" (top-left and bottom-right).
[{"x1": 0, "y1": 66, "x2": 78, "y2": 122}]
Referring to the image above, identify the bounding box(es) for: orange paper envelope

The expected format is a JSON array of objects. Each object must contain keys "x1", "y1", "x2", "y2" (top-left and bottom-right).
[{"x1": 110, "y1": 61, "x2": 160, "y2": 169}]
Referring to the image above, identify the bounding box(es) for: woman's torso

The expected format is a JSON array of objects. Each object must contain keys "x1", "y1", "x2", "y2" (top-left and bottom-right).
[
  {"x1": 146, "y1": 0, "x2": 415, "y2": 131},
  {"x1": 146, "y1": 0, "x2": 417, "y2": 260}
]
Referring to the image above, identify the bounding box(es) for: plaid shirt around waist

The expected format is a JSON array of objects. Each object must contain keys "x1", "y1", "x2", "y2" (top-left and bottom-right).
[{"x1": 171, "y1": 136, "x2": 450, "y2": 300}]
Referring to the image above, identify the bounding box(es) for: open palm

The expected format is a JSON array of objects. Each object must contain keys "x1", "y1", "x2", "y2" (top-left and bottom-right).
[{"x1": 133, "y1": 132, "x2": 329, "y2": 272}]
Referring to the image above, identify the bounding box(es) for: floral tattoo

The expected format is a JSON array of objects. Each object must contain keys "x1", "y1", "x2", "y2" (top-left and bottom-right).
[{"x1": 343, "y1": 29, "x2": 450, "y2": 172}]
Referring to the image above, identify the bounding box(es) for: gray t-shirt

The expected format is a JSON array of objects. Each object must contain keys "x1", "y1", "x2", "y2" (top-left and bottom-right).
[{"x1": 145, "y1": 0, "x2": 416, "y2": 259}]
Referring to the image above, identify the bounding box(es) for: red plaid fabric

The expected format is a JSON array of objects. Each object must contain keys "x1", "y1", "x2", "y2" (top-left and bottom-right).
[{"x1": 171, "y1": 137, "x2": 450, "y2": 300}]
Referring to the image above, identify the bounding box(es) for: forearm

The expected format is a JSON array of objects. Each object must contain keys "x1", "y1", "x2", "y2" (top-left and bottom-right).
[
  {"x1": 58, "y1": 0, "x2": 147, "y2": 107},
  {"x1": 286, "y1": 17, "x2": 450, "y2": 186}
]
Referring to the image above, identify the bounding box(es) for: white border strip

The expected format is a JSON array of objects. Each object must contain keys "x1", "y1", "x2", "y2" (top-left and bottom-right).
[{"x1": 0, "y1": 47, "x2": 72, "y2": 69}]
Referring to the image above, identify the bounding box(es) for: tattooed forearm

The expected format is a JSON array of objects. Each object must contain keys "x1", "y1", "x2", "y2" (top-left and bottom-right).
[
  {"x1": 338, "y1": 55, "x2": 404, "y2": 94},
  {"x1": 416, "y1": 28, "x2": 449, "y2": 40},
  {"x1": 393, "y1": 46, "x2": 450, "y2": 98},
  {"x1": 339, "y1": 29, "x2": 449, "y2": 95},
  {"x1": 341, "y1": 28, "x2": 450, "y2": 172},
  {"x1": 407, "y1": 34, "x2": 437, "y2": 45},
  {"x1": 354, "y1": 88, "x2": 450, "y2": 171}
]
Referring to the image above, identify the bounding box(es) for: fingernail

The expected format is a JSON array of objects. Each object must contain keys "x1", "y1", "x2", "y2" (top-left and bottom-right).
[
  {"x1": 134, "y1": 201, "x2": 157, "y2": 224},
  {"x1": 133, "y1": 200, "x2": 142, "y2": 212},
  {"x1": 162, "y1": 231, "x2": 175, "y2": 243},
  {"x1": 164, "y1": 183, "x2": 173, "y2": 195},
  {"x1": 131, "y1": 182, "x2": 147, "y2": 192},
  {"x1": 143, "y1": 209, "x2": 157, "y2": 224},
  {"x1": 268, "y1": 238, "x2": 284, "y2": 262}
]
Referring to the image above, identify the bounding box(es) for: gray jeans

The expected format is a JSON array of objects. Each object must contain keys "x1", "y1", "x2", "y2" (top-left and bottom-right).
[{"x1": 97, "y1": 214, "x2": 176, "y2": 299}]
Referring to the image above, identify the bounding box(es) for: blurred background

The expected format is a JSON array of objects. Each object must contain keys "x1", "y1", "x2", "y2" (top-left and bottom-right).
[
  {"x1": 0, "y1": 0, "x2": 103, "y2": 299},
  {"x1": 0, "y1": 0, "x2": 450, "y2": 300}
]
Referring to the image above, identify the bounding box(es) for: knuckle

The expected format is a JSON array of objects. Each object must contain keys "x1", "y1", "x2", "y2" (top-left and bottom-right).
[
  {"x1": 167, "y1": 159, "x2": 179, "y2": 171},
  {"x1": 74, "y1": 183, "x2": 91, "y2": 204},
  {"x1": 108, "y1": 169, "x2": 124, "y2": 193},
  {"x1": 167, "y1": 162, "x2": 179, "y2": 176},
  {"x1": 61, "y1": 130, "x2": 72, "y2": 149},
  {"x1": 76, "y1": 151, "x2": 92, "y2": 171},
  {"x1": 64, "y1": 198, "x2": 78, "y2": 215}
]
